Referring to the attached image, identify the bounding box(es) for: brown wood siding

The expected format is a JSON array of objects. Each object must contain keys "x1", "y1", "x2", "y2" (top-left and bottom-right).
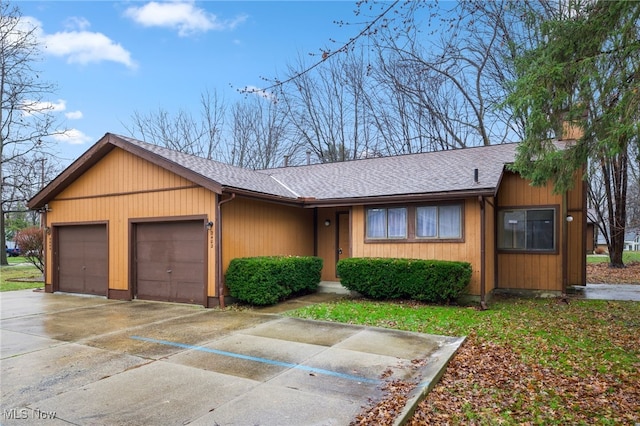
[
  {"x1": 497, "y1": 172, "x2": 563, "y2": 291},
  {"x1": 351, "y1": 198, "x2": 484, "y2": 295},
  {"x1": 44, "y1": 148, "x2": 218, "y2": 297},
  {"x1": 567, "y1": 172, "x2": 586, "y2": 285},
  {"x1": 484, "y1": 197, "x2": 496, "y2": 293},
  {"x1": 220, "y1": 197, "x2": 314, "y2": 275}
]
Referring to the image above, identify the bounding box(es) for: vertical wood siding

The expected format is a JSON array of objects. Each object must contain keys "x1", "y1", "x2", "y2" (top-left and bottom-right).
[
  {"x1": 45, "y1": 148, "x2": 218, "y2": 296},
  {"x1": 220, "y1": 197, "x2": 314, "y2": 274},
  {"x1": 496, "y1": 172, "x2": 563, "y2": 291},
  {"x1": 567, "y1": 174, "x2": 586, "y2": 285},
  {"x1": 484, "y1": 196, "x2": 497, "y2": 293},
  {"x1": 351, "y1": 198, "x2": 484, "y2": 295}
]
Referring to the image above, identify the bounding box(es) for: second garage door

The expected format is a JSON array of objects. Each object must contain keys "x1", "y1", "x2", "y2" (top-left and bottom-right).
[{"x1": 135, "y1": 220, "x2": 206, "y2": 305}]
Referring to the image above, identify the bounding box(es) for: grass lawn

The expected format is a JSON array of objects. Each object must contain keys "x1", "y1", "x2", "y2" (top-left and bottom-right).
[
  {"x1": 287, "y1": 297, "x2": 640, "y2": 425},
  {"x1": 587, "y1": 251, "x2": 640, "y2": 263},
  {"x1": 1, "y1": 258, "x2": 44, "y2": 291}
]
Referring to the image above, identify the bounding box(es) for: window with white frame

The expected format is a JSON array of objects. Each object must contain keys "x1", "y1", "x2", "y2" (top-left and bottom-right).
[
  {"x1": 498, "y1": 208, "x2": 556, "y2": 251},
  {"x1": 365, "y1": 203, "x2": 463, "y2": 241}
]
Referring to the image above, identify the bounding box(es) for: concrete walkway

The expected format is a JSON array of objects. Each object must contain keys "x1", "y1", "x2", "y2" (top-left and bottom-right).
[
  {"x1": 0, "y1": 290, "x2": 463, "y2": 426},
  {"x1": 567, "y1": 283, "x2": 640, "y2": 302}
]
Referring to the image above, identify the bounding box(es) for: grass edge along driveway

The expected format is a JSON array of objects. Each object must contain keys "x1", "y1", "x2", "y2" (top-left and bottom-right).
[{"x1": 286, "y1": 297, "x2": 640, "y2": 425}]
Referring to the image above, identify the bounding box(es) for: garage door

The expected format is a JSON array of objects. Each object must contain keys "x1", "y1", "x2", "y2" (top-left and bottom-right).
[
  {"x1": 135, "y1": 220, "x2": 205, "y2": 305},
  {"x1": 58, "y1": 224, "x2": 108, "y2": 296}
]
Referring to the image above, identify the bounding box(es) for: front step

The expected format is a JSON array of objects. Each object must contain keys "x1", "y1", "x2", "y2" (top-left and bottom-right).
[{"x1": 317, "y1": 281, "x2": 353, "y2": 295}]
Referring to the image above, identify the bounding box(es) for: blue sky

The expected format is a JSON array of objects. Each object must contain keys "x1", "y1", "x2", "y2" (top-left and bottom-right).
[{"x1": 17, "y1": 1, "x2": 365, "y2": 164}]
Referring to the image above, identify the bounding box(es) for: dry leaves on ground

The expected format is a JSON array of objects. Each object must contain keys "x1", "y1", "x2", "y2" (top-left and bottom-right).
[
  {"x1": 409, "y1": 335, "x2": 640, "y2": 425},
  {"x1": 587, "y1": 261, "x2": 640, "y2": 284}
]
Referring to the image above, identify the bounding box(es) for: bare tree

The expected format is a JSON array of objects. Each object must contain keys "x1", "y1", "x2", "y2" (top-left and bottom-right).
[
  {"x1": 227, "y1": 94, "x2": 297, "y2": 169},
  {"x1": 1, "y1": 2, "x2": 63, "y2": 265},
  {"x1": 366, "y1": 1, "x2": 531, "y2": 149},
  {"x1": 125, "y1": 89, "x2": 226, "y2": 161},
  {"x1": 279, "y1": 51, "x2": 378, "y2": 163}
]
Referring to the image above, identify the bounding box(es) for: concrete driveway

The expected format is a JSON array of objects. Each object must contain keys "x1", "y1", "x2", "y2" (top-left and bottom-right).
[{"x1": 0, "y1": 290, "x2": 463, "y2": 425}]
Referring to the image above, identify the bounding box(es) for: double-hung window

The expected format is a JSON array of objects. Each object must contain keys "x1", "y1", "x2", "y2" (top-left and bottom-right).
[{"x1": 498, "y1": 208, "x2": 556, "y2": 252}]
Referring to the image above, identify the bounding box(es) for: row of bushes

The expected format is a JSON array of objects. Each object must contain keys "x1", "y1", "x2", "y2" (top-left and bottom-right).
[
  {"x1": 226, "y1": 255, "x2": 471, "y2": 306},
  {"x1": 225, "y1": 256, "x2": 323, "y2": 305},
  {"x1": 337, "y1": 257, "x2": 471, "y2": 303}
]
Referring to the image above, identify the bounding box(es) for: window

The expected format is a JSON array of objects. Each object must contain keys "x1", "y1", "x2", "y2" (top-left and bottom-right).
[
  {"x1": 366, "y1": 207, "x2": 407, "y2": 239},
  {"x1": 498, "y1": 208, "x2": 556, "y2": 251},
  {"x1": 366, "y1": 203, "x2": 463, "y2": 241},
  {"x1": 416, "y1": 205, "x2": 462, "y2": 239}
]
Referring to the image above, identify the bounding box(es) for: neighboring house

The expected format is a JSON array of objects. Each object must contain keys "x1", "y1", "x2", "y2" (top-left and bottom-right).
[
  {"x1": 589, "y1": 208, "x2": 639, "y2": 253},
  {"x1": 624, "y1": 233, "x2": 639, "y2": 251},
  {"x1": 28, "y1": 133, "x2": 586, "y2": 307}
]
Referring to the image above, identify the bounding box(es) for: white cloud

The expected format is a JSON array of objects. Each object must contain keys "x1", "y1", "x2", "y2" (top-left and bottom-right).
[
  {"x1": 124, "y1": 1, "x2": 247, "y2": 37},
  {"x1": 64, "y1": 16, "x2": 91, "y2": 31},
  {"x1": 20, "y1": 99, "x2": 66, "y2": 116},
  {"x1": 53, "y1": 129, "x2": 93, "y2": 145},
  {"x1": 43, "y1": 31, "x2": 137, "y2": 69},
  {"x1": 65, "y1": 110, "x2": 83, "y2": 120},
  {"x1": 23, "y1": 15, "x2": 136, "y2": 69}
]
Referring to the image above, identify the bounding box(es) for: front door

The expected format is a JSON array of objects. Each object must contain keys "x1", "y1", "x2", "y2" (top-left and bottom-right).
[{"x1": 336, "y1": 211, "x2": 350, "y2": 276}]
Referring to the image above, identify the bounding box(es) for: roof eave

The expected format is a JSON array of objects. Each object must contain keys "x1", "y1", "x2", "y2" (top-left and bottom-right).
[
  {"x1": 301, "y1": 187, "x2": 498, "y2": 208},
  {"x1": 28, "y1": 134, "x2": 116, "y2": 209},
  {"x1": 107, "y1": 134, "x2": 223, "y2": 195},
  {"x1": 222, "y1": 187, "x2": 302, "y2": 207}
]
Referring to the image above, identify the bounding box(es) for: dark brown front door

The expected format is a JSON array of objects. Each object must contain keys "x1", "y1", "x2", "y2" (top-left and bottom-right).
[
  {"x1": 336, "y1": 212, "x2": 350, "y2": 275},
  {"x1": 135, "y1": 220, "x2": 205, "y2": 305},
  {"x1": 57, "y1": 224, "x2": 108, "y2": 296}
]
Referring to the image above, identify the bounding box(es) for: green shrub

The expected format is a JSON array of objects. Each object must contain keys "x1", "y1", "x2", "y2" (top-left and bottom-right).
[
  {"x1": 225, "y1": 256, "x2": 323, "y2": 305},
  {"x1": 337, "y1": 257, "x2": 471, "y2": 303}
]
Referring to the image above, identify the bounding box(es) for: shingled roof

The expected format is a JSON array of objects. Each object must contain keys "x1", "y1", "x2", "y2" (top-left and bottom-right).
[
  {"x1": 264, "y1": 144, "x2": 520, "y2": 203},
  {"x1": 28, "y1": 133, "x2": 523, "y2": 209}
]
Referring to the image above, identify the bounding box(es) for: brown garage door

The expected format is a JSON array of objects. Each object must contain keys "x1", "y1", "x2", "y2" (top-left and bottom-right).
[
  {"x1": 57, "y1": 224, "x2": 108, "y2": 296},
  {"x1": 135, "y1": 220, "x2": 205, "y2": 305}
]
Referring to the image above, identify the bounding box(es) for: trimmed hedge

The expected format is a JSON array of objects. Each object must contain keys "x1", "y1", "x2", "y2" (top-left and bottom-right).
[
  {"x1": 337, "y1": 257, "x2": 471, "y2": 303},
  {"x1": 225, "y1": 256, "x2": 323, "y2": 305}
]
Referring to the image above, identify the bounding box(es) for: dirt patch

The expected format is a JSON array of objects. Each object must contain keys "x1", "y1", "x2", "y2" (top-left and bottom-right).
[{"x1": 587, "y1": 261, "x2": 640, "y2": 284}]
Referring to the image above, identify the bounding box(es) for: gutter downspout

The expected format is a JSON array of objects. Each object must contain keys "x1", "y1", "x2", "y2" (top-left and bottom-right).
[
  {"x1": 216, "y1": 193, "x2": 236, "y2": 308},
  {"x1": 479, "y1": 196, "x2": 488, "y2": 310}
]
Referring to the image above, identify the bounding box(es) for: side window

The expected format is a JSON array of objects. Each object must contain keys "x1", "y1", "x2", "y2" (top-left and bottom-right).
[{"x1": 498, "y1": 208, "x2": 555, "y2": 251}]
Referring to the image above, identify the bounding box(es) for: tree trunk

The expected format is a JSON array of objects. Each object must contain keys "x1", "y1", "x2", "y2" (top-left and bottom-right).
[{"x1": 607, "y1": 145, "x2": 628, "y2": 268}]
